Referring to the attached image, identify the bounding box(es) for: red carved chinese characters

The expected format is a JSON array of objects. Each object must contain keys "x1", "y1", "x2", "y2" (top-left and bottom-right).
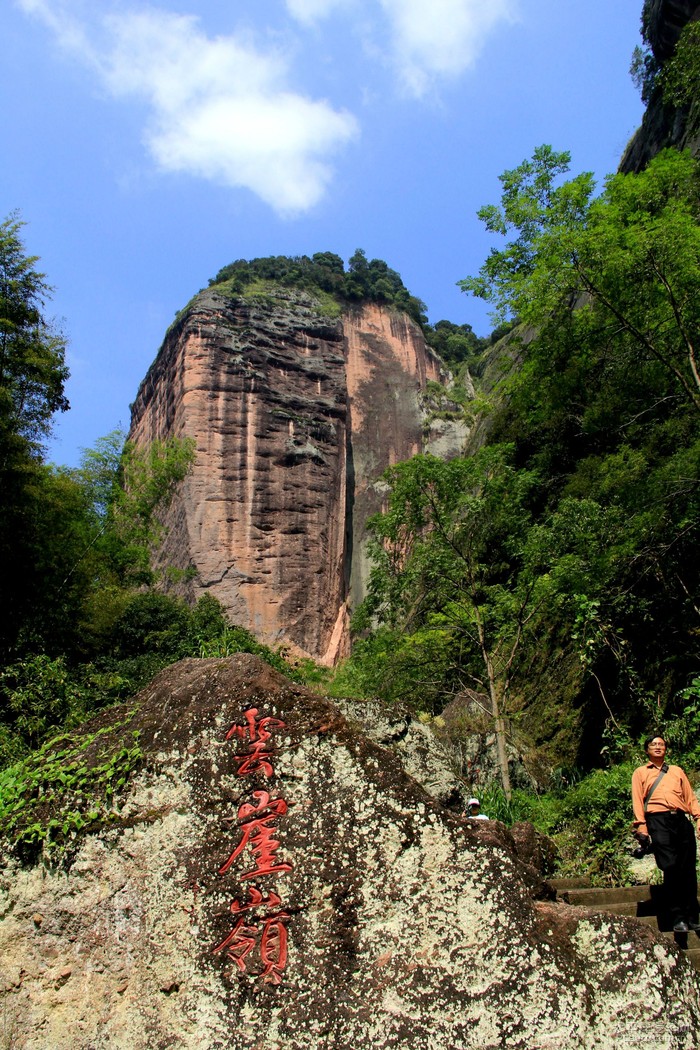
[
  {"x1": 213, "y1": 707, "x2": 292, "y2": 985},
  {"x1": 225, "y1": 707, "x2": 285, "y2": 777},
  {"x1": 259, "y1": 911, "x2": 290, "y2": 985},
  {"x1": 218, "y1": 791, "x2": 292, "y2": 880}
]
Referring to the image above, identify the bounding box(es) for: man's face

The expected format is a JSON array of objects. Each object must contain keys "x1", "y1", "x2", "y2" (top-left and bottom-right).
[{"x1": 646, "y1": 737, "x2": 667, "y2": 760}]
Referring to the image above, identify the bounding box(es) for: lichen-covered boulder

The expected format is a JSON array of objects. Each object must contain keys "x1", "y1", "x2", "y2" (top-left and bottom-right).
[
  {"x1": 432, "y1": 689, "x2": 535, "y2": 791},
  {"x1": 510, "y1": 820, "x2": 559, "y2": 878},
  {"x1": 332, "y1": 694, "x2": 468, "y2": 809},
  {"x1": 1, "y1": 655, "x2": 698, "y2": 1049}
]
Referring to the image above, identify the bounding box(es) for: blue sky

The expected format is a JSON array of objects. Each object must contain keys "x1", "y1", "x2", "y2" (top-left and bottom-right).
[{"x1": 2, "y1": 0, "x2": 645, "y2": 467}]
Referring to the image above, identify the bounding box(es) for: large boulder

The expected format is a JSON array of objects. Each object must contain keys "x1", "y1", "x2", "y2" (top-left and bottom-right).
[
  {"x1": 432, "y1": 689, "x2": 535, "y2": 792},
  {"x1": 1, "y1": 655, "x2": 698, "y2": 1049}
]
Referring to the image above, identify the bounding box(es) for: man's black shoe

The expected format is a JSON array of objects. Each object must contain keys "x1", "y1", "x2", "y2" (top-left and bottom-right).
[
  {"x1": 673, "y1": 921, "x2": 690, "y2": 933},
  {"x1": 688, "y1": 920, "x2": 700, "y2": 933}
]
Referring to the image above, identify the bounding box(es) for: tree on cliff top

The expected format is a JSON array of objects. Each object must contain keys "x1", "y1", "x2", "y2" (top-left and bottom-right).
[{"x1": 209, "y1": 250, "x2": 428, "y2": 325}]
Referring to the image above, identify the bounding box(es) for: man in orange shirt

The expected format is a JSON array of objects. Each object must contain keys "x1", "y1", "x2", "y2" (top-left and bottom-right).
[{"x1": 631, "y1": 734, "x2": 700, "y2": 933}]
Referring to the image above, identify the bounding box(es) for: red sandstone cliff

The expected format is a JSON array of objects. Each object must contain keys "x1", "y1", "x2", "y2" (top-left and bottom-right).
[{"x1": 129, "y1": 287, "x2": 457, "y2": 663}]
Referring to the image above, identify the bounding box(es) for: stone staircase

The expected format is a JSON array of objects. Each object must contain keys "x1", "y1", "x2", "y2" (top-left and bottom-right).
[{"x1": 550, "y1": 878, "x2": 700, "y2": 970}]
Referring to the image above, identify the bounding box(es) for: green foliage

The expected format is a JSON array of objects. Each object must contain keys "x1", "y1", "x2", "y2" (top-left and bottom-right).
[
  {"x1": 0, "y1": 714, "x2": 143, "y2": 863},
  {"x1": 461, "y1": 147, "x2": 700, "y2": 413},
  {"x1": 343, "y1": 146, "x2": 700, "y2": 791},
  {"x1": 0, "y1": 724, "x2": 28, "y2": 770},
  {"x1": 109, "y1": 436, "x2": 196, "y2": 585},
  {"x1": 211, "y1": 252, "x2": 346, "y2": 296},
  {"x1": 423, "y1": 319, "x2": 486, "y2": 377},
  {"x1": 630, "y1": 44, "x2": 659, "y2": 103},
  {"x1": 110, "y1": 592, "x2": 190, "y2": 658},
  {"x1": 0, "y1": 655, "x2": 89, "y2": 750},
  {"x1": 197, "y1": 624, "x2": 307, "y2": 683},
  {"x1": 0, "y1": 212, "x2": 68, "y2": 451},
  {"x1": 10, "y1": 461, "x2": 101, "y2": 655},
  {"x1": 354, "y1": 446, "x2": 554, "y2": 794},
  {"x1": 0, "y1": 213, "x2": 70, "y2": 655},
  {"x1": 555, "y1": 761, "x2": 639, "y2": 884},
  {"x1": 629, "y1": 3, "x2": 661, "y2": 102},
  {"x1": 475, "y1": 757, "x2": 638, "y2": 884},
  {"x1": 76, "y1": 428, "x2": 125, "y2": 517},
  {"x1": 0, "y1": 592, "x2": 264, "y2": 763},
  {"x1": 477, "y1": 784, "x2": 564, "y2": 833},
  {"x1": 660, "y1": 676, "x2": 700, "y2": 770},
  {"x1": 330, "y1": 626, "x2": 461, "y2": 710},
  {"x1": 451, "y1": 146, "x2": 700, "y2": 762},
  {"x1": 460, "y1": 145, "x2": 594, "y2": 323},
  {"x1": 209, "y1": 250, "x2": 428, "y2": 325},
  {"x1": 235, "y1": 278, "x2": 342, "y2": 318},
  {"x1": 0, "y1": 418, "x2": 197, "y2": 665},
  {"x1": 188, "y1": 592, "x2": 229, "y2": 640},
  {"x1": 660, "y1": 20, "x2": 700, "y2": 107}
]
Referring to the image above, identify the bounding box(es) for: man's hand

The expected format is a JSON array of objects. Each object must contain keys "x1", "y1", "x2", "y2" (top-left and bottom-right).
[{"x1": 632, "y1": 831, "x2": 652, "y2": 857}]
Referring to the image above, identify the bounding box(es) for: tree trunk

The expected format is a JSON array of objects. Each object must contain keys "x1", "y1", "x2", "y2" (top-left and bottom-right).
[{"x1": 484, "y1": 652, "x2": 512, "y2": 800}]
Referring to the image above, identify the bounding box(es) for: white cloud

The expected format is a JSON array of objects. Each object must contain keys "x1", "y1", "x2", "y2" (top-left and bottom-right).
[
  {"x1": 283, "y1": 0, "x2": 517, "y2": 97},
  {"x1": 380, "y1": 0, "x2": 517, "y2": 97},
  {"x1": 285, "y1": 0, "x2": 352, "y2": 26},
  {"x1": 17, "y1": 0, "x2": 517, "y2": 209},
  {"x1": 150, "y1": 91, "x2": 358, "y2": 213},
  {"x1": 17, "y1": 0, "x2": 99, "y2": 66},
  {"x1": 17, "y1": 1, "x2": 359, "y2": 215}
]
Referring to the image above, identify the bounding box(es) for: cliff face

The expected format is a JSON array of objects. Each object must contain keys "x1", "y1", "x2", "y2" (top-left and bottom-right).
[
  {"x1": 129, "y1": 288, "x2": 458, "y2": 663},
  {"x1": 620, "y1": 0, "x2": 700, "y2": 172}
]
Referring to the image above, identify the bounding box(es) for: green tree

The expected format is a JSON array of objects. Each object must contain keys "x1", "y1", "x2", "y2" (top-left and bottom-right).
[
  {"x1": 67, "y1": 432, "x2": 196, "y2": 656},
  {"x1": 424, "y1": 320, "x2": 484, "y2": 372},
  {"x1": 0, "y1": 654, "x2": 88, "y2": 750},
  {"x1": 460, "y1": 146, "x2": 700, "y2": 413},
  {"x1": 0, "y1": 212, "x2": 69, "y2": 456},
  {"x1": 77, "y1": 428, "x2": 125, "y2": 517},
  {"x1": 0, "y1": 214, "x2": 70, "y2": 654},
  {"x1": 359, "y1": 447, "x2": 545, "y2": 797},
  {"x1": 457, "y1": 146, "x2": 700, "y2": 755},
  {"x1": 107, "y1": 435, "x2": 196, "y2": 585},
  {"x1": 0, "y1": 428, "x2": 196, "y2": 662}
]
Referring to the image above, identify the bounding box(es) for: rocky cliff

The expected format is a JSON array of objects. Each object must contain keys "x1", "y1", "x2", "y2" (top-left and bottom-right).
[
  {"x1": 2, "y1": 655, "x2": 698, "y2": 1049},
  {"x1": 620, "y1": 0, "x2": 700, "y2": 171},
  {"x1": 129, "y1": 287, "x2": 463, "y2": 663}
]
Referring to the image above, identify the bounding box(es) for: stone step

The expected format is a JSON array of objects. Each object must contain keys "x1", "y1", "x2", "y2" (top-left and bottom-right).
[
  {"x1": 553, "y1": 881, "x2": 700, "y2": 969},
  {"x1": 548, "y1": 876, "x2": 592, "y2": 891},
  {"x1": 636, "y1": 916, "x2": 700, "y2": 939},
  {"x1": 559, "y1": 885, "x2": 660, "y2": 906},
  {"x1": 635, "y1": 913, "x2": 664, "y2": 928},
  {"x1": 598, "y1": 901, "x2": 648, "y2": 917}
]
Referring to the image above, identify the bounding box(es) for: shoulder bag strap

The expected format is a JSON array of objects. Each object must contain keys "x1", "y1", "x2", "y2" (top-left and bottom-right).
[{"x1": 643, "y1": 763, "x2": 669, "y2": 812}]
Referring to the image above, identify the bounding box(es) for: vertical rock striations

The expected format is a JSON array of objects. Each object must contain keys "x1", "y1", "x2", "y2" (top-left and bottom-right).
[{"x1": 129, "y1": 287, "x2": 448, "y2": 663}]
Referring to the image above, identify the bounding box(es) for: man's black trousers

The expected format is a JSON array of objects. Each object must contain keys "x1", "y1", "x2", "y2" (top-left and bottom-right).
[{"x1": 646, "y1": 811, "x2": 699, "y2": 925}]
